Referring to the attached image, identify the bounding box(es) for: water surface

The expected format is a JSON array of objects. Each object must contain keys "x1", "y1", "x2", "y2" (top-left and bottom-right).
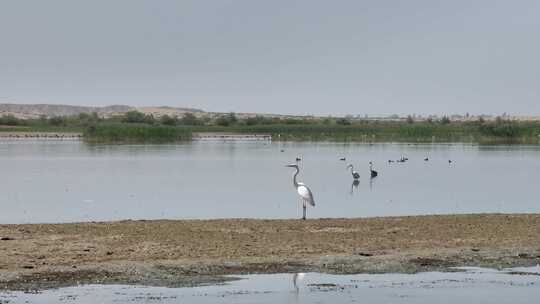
[
  {"x1": 1, "y1": 140, "x2": 539, "y2": 223},
  {"x1": 2, "y1": 267, "x2": 539, "y2": 303}
]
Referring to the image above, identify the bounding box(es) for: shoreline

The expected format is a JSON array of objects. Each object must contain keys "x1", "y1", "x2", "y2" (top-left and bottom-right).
[{"x1": 2, "y1": 214, "x2": 540, "y2": 291}]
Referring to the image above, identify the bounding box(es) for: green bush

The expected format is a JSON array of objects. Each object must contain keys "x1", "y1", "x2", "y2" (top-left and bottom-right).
[
  {"x1": 49, "y1": 116, "x2": 67, "y2": 126},
  {"x1": 479, "y1": 122, "x2": 520, "y2": 137},
  {"x1": 84, "y1": 124, "x2": 192, "y2": 143},
  {"x1": 122, "y1": 111, "x2": 155, "y2": 124},
  {"x1": 0, "y1": 115, "x2": 23, "y2": 126},
  {"x1": 160, "y1": 115, "x2": 178, "y2": 126},
  {"x1": 179, "y1": 113, "x2": 203, "y2": 125}
]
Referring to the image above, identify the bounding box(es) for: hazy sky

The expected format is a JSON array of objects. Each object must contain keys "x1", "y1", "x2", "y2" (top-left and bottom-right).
[{"x1": 1, "y1": 1, "x2": 539, "y2": 116}]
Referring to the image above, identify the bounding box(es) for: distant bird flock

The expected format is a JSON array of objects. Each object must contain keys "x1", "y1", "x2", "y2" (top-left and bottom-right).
[{"x1": 286, "y1": 153, "x2": 454, "y2": 220}]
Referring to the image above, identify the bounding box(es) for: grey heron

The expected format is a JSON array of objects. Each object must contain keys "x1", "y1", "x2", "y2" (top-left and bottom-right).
[
  {"x1": 346, "y1": 164, "x2": 360, "y2": 180},
  {"x1": 369, "y1": 162, "x2": 378, "y2": 178},
  {"x1": 285, "y1": 164, "x2": 315, "y2": 220}
]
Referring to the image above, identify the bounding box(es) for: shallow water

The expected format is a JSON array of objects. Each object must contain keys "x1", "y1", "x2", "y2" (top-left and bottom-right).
[
  {"x1": 1, "y1": 140, "x2": 540, "y2": 224},
  {"x1": 2, "y1": 267, "x2": 540, "y2": 303}
]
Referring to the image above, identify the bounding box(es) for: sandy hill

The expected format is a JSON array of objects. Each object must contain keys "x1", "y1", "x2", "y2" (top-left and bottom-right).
[{"x1": 0, "y1": 104, "x2": 204, "y2": 119}]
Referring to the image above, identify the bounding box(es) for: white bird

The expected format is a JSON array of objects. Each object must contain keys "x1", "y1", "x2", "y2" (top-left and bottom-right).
[
  {"x1": 285, "y1": 164, "x2": 315, "y2": 220},
  {"x1": 346, "y1": 164, "x2": 360, "y2": 180}
]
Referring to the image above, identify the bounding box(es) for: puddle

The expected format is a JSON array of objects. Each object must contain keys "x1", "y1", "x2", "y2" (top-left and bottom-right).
[{"x1": 1, "y1": 267, "x2": 539, "y2": 303}]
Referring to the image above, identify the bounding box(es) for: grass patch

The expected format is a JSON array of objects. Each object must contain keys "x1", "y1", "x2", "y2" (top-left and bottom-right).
[
  {"x1": 3, "y1": 111, "x2": 540, "y2": 144},
  {"x1": 186, "y1": 122, "x2": 540, "y2": 143},
  {"x1": 83, "y1": 124, "x2": 192, "y2": 143}
]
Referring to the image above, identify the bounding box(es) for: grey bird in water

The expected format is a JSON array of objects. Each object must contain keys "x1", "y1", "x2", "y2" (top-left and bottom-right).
[
  {"x1": 346, "y1": 164, "x2": 360, "y2": 180},
  {"x1": 369, "y1": 162, "x2": 378, "y2": 178},
  {"x1": 285, "y1": 164, "x2": 315, "y2": 220}
]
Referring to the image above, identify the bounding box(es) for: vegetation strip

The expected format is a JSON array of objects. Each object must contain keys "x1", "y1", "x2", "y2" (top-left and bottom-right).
[{"x1": 1, "y1": 111, "x2": 540, "y2": 143}]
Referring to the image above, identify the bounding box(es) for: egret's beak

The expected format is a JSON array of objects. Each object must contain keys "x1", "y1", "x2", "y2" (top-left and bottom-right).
[{"x1": 285, "y1": 164, "x2": 296, "y2": 167}]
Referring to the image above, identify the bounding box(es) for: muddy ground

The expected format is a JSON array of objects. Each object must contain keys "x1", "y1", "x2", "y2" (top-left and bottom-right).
[{"x1": 1, "y1": 214, "x2": 540, "y2": 290}]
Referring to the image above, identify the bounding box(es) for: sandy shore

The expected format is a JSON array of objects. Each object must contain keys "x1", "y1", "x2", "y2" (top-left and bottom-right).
[{"x1": 1, "y1": 214, "x2": 540, "y2": 290}]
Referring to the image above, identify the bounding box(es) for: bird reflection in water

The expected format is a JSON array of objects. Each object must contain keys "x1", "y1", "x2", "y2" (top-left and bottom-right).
[
  {"x1": 350, "y1": 179, "x2": 360, "y2": 195},
  {"x1": 292, "y1": 273, "x2": 305, "y2": 292},
  {"x1": 370, "y1": 175, "x2": 376, "y2": 190}
]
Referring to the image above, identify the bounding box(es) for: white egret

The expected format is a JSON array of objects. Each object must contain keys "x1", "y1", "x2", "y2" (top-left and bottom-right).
[{"x1": 285, "y1": 164, "x2": 315, "y2": 220}]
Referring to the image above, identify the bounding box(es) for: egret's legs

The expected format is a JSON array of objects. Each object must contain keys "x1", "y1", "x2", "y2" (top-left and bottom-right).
[{"x1": 302, "y1": 200, "x2": 306, "y2": 220}]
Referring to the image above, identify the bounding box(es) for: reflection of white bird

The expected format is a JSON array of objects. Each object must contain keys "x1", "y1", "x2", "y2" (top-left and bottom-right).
[
  {"x1": 293, "y1": 273, "x2": 305, "y2": 291},
  {"x1": 346, "y1": 164, "x2": 360, "y2": 180},
  {"x1": 285, "y1": 164, "x2": 315, "y2": 220}
]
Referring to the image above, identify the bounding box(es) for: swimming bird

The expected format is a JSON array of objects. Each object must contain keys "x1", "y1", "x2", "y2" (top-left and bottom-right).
[
  {"x1": 295, "y1": 157, "x2": 302, "y2": 162},
  {"x1": 339, "y1": 157, "x2": 346, "y2": 161},
  {"x1": 397, "y1": 156, "x2": 408, "y2": 163},
  {"x1": 448, "y1": 160, "x2": 453, "y2": 164},
  {"x1": 346, "y1": 164, "x2": 360, "y2": 180},
  {"x1": 285, "y1": 164, "x2": 315, "y2": 220},
  {"x1": 424, "y1": 157, "x2": 429, "y2": 161},
  {"x1": 369, "y1": 162, "x2": 378, "y2": 178}
]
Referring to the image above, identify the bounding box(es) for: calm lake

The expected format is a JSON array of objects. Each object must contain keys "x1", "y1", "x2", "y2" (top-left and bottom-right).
[
  {"x1": 1, "y1": 140, "x2": 540, "y2": 224},
  {"x1": 2, "y1": 267, "x2": 540, "y2": 303}
]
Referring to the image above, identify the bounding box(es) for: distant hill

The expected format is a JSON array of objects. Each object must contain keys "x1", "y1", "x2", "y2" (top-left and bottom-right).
[{"x1": 0, "y1": 103, "x2": 204, "y2": 119}]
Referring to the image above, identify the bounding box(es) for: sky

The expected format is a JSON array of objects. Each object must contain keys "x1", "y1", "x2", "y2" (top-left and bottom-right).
[{"x1": 1, "y1": 0, "x2": 539, "y2": 116}]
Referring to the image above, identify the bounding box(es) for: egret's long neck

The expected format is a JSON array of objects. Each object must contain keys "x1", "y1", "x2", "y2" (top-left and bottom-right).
[{"x1": 292, "y1": 167, "x2": 299, "y2": 188}]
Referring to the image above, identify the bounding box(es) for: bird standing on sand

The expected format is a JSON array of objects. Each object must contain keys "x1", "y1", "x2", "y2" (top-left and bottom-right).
[
  {"x1": 285, "y1": 164, "x2": 315, "y2": 220},
  {"x1": 369, "y1": 162, "x2": 378, "y2": 178},
  {"x1": 346, "y1": 164, "x2": 360, "y2": 180}
]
